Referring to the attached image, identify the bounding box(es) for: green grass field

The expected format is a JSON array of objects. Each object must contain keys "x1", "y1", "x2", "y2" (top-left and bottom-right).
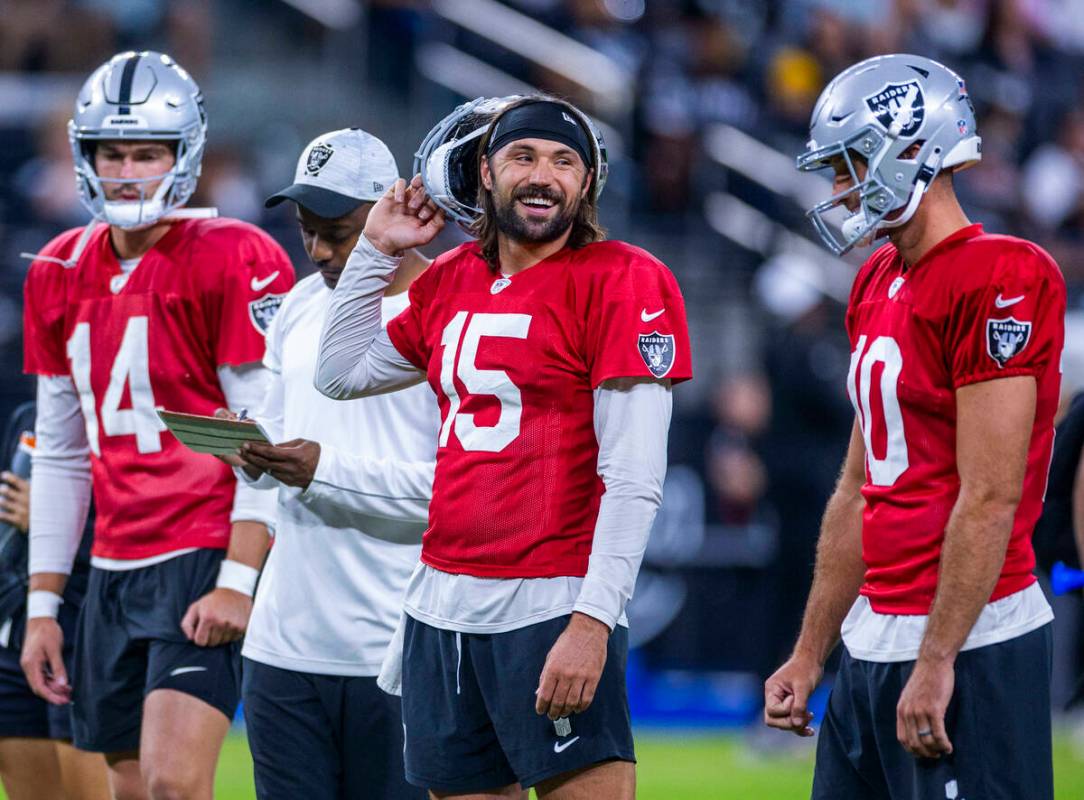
[
  {"x1": 1, "y1": 728, "x2": 1077, "y2": 797},
  {"x1": 203, "y1": 728, "x2": 1084, "y2": 799}
]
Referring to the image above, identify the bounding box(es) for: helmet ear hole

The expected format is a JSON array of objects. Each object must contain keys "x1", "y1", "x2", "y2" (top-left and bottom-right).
[{"x1": 897, "y1": 141, "x2": 924, "y2": 161}]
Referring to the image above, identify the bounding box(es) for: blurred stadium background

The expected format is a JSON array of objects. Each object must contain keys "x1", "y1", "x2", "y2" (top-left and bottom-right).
[{"x1": 2, "y1": 0, "x2": 1084, "y2": 796}]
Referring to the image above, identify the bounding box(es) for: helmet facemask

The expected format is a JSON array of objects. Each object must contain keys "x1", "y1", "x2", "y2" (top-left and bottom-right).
[
  {"x1": 798, "y1": 125, "x2": 945, "y2": 256},
  {"x1": 797, "y1": 54, "x2": 981, "y2": 255},
  {"x1": 69, "y1": 51, "x2": 208, "y2": 230}
]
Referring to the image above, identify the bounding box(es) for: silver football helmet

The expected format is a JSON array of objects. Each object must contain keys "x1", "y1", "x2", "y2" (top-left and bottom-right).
[
  {"x1": 797, "y1": 54, "x2": 982, "y2": 255},
  {"x1": 414, "y1": 95, "x2": 609, "y2": 232},
  {"x1": 69, "y1": 51, "x2": 207, "y2": 229}
]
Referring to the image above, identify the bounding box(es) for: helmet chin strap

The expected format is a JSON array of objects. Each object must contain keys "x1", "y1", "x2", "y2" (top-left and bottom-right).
[
  {"x1": 877, "y1": 147, "x2": 943, "y2": 233},
  {"x1": 842, "y1": 144, "x2": 943, "y2": 250}
]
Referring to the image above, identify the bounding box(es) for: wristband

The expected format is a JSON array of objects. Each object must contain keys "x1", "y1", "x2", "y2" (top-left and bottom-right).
[
  {"x1": 215, "y1": 559, "x2": 259, "y2": 597},
  {"x1": 27, "y1": 590, "x2": 63, "y2": 619}
]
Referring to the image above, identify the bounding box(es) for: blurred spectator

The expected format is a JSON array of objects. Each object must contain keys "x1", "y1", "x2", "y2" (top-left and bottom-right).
[
  {"x1": 754, "y1": 253, "x2": 853, "y2": 669},
  {"x1": 1022, "y1": 109, "x2": 1084, "y2": 233},
  {"x1": 0, "y1": 0, "x2": 115, "y2": 72},
  {"x1": 12, "y1": 104, "x2": 83, "y2": 229}
]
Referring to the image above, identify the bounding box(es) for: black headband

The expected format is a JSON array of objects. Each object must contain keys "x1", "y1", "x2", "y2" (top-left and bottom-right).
[{"x1": 485, "y1": 101, "x2": 593, "y2": 170}]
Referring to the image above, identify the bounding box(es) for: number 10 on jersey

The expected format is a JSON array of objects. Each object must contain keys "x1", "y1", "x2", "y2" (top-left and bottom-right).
[{"x1": 848, "y1": 334, "x2": 909, "y2": 486}]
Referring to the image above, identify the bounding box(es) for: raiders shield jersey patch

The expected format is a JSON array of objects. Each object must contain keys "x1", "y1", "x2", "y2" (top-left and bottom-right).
[
  {"x1": 638, "y1": 332, "x2": 675, "y2": 378},
  {"x1": 249, "y1": 292, "x2": 286, "y2": 335},
  {"x1": 986, "y1": 317, "x2": 1032, "y2": 368}
]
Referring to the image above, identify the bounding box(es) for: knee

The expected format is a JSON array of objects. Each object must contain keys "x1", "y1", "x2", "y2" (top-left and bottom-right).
[{"x1": 144, "y1": 764, "x2": 205, "y2": 800}]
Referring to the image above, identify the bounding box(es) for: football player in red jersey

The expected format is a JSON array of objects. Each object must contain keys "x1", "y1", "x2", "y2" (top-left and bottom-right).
[
  {"x1": 315, "y1": 96, "x2": 692, "y2": 798},
  {"x1": 20, "y1": 51, "x2": 293, "y2": 800},
  {"x1": 763, "y1": 55, "x2": 1063, "y2": 799}
]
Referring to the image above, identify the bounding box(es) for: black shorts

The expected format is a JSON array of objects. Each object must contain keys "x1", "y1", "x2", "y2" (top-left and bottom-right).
[
  {"x1": 0, "y1": 592, "x2": 81, "y2": 740},
  {"x1": 71, "y1": 549, "x2": 242, "y2": 753},
  {"x1": 0, "y1": 607, "x2": 79, "y2": 737},
  {"x1": 243, "y1": 658, "x2": 423, "y2": 800},
  {"x1": 813, "y1": 624, "x2": 1053, "y2": 800},
  {"x1": 402, "y1": 614, "x2": 636, "y2": 793}
]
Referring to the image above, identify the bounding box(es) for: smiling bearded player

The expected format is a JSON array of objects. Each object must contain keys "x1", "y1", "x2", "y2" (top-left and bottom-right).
[
  {"x1": 313, "y1": 96, "x2": 692, "y2": 798},
  {"x1": 21, "y1": 51, "x2": 292, "y2": 800}
]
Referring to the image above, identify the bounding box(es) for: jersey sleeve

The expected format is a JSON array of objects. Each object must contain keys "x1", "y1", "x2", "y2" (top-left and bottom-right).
[
  {"x1": 386, "y1": 261, "x2": 436, "y2": 371},
  {"x1": 947, "y1": 246, "x2": 1065, "y2": 388},
  {"x1": 582, "y1": 249, "x2": 693, "y2": 387},
  {"x1": 23, "y1": 231, "x2": 83, "y2": 377},
  {"x1": 209, "y1": 228, "x2": 296, "y2": 367}
]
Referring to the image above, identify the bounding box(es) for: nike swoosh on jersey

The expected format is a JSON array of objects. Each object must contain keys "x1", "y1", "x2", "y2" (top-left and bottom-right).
[
  {"x1": 641, "y1": 308, "x2": 665, "y2": 323},
  {"x1": 169, "y1": 666, "x2": 208, "y2": 677},
  {"x1": 994, "y1": 293, "x2": 1025, "y2": 308},
  {"x1": 553, "y1": 736, "x2": 581, "y2": 754},
  {"x1": 251, "y1": 271, "x2": 281, "y2": 292}
]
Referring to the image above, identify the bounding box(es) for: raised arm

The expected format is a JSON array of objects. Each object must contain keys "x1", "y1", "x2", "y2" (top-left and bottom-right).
[{"x1": 315, "y1": 177, "x2": 445, "y2": 400}]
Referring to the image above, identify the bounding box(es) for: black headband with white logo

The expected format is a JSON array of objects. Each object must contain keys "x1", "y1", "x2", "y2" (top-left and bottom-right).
[{"x1": 485, "y1": 101, "x2": 593, "y2": 170}]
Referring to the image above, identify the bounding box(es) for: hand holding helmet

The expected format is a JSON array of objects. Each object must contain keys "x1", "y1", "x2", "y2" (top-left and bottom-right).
[{"x1": 363, "y1": 175, "x2": 446, "y2": 257}]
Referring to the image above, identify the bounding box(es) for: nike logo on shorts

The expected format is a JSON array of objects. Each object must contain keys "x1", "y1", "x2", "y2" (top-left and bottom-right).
[
  {"x1": 641, "y1": 308, "x2": 665, "y2": 322},
  {"x1": 169, "y1": 666, "x2": 208, "y2": 677},
  {"x1": 553, "y1": 736, "x2": 580, "y2": 754},
  {"x1": 251, "y1": 271, "x2": 280, "y2": 292},
  {"x1": 994, "y1": 293, "x2": 1024, "y2": 308}
]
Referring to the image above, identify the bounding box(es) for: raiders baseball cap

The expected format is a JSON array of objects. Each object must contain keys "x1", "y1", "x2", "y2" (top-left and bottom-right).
[{"x1": 265, "y1": 128, "x2": 400, "y2": 219}]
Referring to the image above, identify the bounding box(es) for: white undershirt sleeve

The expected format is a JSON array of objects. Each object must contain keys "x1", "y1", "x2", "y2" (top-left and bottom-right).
[
  {"x1": 573, "y1": 379, "x2": 672, "y2": 630},
  {"x1": 315, "y1": 235, "x2": 425, "y2": 399},
  {"x1": 29, "y1": 376, "x2": 93, "y2": 577},
  {"x1": 218, "y1": 364, "x2": 278, "y2": 526},
  {"x1": 298, "y1": 445, "x2": 434, "y2": 527}
]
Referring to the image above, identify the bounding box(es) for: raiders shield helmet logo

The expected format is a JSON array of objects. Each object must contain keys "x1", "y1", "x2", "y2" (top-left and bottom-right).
[
  {"x1": 248, "y1": 293, "x2": 286, "y2": 335},
  {"x1": 305, "y1": 143, "x2": 334, "y2": 175},
  {"x1": 638, "y1": 332, "x2": 675, "y2": 378},
  {"x1": 986, "y1": 317, "x2": 1032, "y2": 368},
  {"x1": 864, "y1": 80, "x2": 925, "y2": 138}
]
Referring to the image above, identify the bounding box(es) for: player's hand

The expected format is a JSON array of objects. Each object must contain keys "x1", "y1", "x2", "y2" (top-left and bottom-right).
[
  {"x1": 20, "y1": 617, "x2": 71, "y2": 705},
  {"x1": 896, "y1": 657, "x2": 954, "y2": 759},
  {"x1": 535, "y1": 612, "x2": 609, "y2": 720},
  {"x1": 763, "y1": 653, "x2": 822, "y2": 736},
  {"x1": 0, "y1": 471, "x2": 30, "y2": 533},
  {"x1": 181, "y1": 588, "x2": 252, "y2": 647},
  {"x1": 211, "y1": 408, "x2": 262, "y2": 477},
  {"x1": 238, "y1": 439, "x2": 320, "y2": 489},
  {"x1": 363, "y1": 175, "x2": 446, "y2": 256}
]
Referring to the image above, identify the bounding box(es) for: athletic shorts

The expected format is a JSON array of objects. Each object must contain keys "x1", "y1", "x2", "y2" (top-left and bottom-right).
[
  {"x1": 812, "y1": 624, "x2": 1053, "y2": 800},
  {"x1": 243, "y1": 658, "x2": 423, "y2": 800},
  {"x1": 0, "y1": 591, "x2": 81, "y2": 740},
  {"x1": 71, "y1": 549, "x2": 241, "y2": 753},
  {"x1": 402, "y1": 614, "x2": 635, "y2": 793}
]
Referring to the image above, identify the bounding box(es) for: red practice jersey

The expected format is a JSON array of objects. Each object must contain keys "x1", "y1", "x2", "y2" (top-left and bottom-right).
[
  {"x1": 845, "y1": 224, "x2": 1064, "y2": 613},
  {"x1": 387, "y1": 240, "x2": 692, "y2": 578},
  {"x1": 24, "y1": 219, "x2": 294, "y2": 560}
]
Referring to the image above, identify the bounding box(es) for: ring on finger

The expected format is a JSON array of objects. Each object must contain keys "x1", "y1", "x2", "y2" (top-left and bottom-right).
[{"x1": 917, "y1": 729, "x2": 933, "y2": 737}]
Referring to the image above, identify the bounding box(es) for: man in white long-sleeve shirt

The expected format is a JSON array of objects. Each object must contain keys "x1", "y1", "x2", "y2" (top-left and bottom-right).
[
  {"x1": 227, "y1": 128, "x2": 433, "y2": 800},
  {"x1": 315, "y1": 96, "x2": 693, "y2": 798},
  {"x1": 20, "y1": 52, "x2": 292, "y2": 799}
]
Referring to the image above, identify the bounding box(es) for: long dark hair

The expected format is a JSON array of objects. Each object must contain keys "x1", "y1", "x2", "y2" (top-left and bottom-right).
[{"x1": 471, "y1": 96, "x2": 606, "y2": 271}]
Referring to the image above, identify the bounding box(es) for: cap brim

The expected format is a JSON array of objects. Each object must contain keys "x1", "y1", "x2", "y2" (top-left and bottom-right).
[{"x1": 264, "y1": 184, "x2": 365, "y2": 219}]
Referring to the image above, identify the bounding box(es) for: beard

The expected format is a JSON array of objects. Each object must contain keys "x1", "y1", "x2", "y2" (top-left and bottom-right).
[{"x1": 491, "y1": 183, "x2": 580, "y2": 244}]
